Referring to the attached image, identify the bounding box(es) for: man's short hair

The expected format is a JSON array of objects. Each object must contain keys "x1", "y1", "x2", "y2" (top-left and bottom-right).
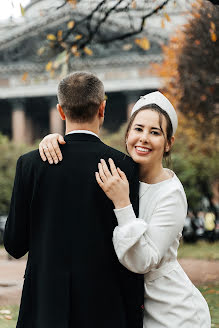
[{"x1": 57, "y1": 71, "x2": 105, "y2": 122}]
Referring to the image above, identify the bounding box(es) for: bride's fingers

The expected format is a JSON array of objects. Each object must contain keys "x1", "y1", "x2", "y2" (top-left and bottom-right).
[
  {"x1": 58, "y1": 135, "x2": 66, "y2": 145},
  {"x1": 39, "y1": 142, "x2": 47, "y2": 161},
  {"x1": 51, "y1": 139, "x2": 63, "y2": 162},
  {"x1": 95, "y1": 172, "x2": 104, "y2": 188},
  {"x1": 100, "y1": 159, "x2": 111, "y2": 178},
  {"x1": 41, "y1": 144, "x2": 54, "y2": 164},
  {"x1": 117, "y1": 167, "x2": 128, "y2": 182},
  {"x1": 108, "y1": 158, "x2": 119, "y2": 177},
  {"x1": 98, "y1": 163, "x2": 107, "y2": 182},
  {"x1": 46, "y1": 141, "x2": 59, "y2": 164}
]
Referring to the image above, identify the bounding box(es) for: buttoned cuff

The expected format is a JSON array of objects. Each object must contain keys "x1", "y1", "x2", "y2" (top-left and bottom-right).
[{"x1": 114, "y1": 204, "x2": 137, "y2": 226}]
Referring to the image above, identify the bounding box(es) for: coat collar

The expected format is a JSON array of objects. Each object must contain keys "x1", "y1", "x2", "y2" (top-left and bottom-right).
[{"x1": 64, "y1": 133, "x2": 101, "y2": 143}]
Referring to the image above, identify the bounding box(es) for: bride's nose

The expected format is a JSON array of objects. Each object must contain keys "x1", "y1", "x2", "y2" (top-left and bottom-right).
[{"x1": 139, "y1": 132, "x2": 149, "y2": 143}]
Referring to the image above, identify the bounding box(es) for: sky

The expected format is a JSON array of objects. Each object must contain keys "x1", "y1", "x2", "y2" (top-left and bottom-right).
[{"x1": 0, "y1": 0, "x2": 30, "y2": 21}]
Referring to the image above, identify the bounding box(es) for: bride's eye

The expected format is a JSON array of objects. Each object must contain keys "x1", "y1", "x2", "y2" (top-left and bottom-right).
[
  {"x1": 134, "y1": 127, "x2": 142, "y2": 132},
  {"x1": 151, "y1": 131, "x2": 160, "y2": 135}
]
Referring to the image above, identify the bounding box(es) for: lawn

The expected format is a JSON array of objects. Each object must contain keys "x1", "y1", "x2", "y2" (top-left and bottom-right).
[
  {"x1": 0, "y1": 284, "x2": 219, "y2": 328},
  {"x1": 178, "y1": 240, "x2": 219, "y2": 260}
]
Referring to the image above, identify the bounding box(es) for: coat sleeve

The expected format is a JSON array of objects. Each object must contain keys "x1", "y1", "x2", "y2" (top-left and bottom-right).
[
  {"x1": 112, "y1": 188, "x2": 187, "y2": 274},
  {"x1": 4, "y1": 156, "x2": 31, "y2": 259},
  {"x1": 128, "y1": 162, "x2": 140, "y2": 218}
]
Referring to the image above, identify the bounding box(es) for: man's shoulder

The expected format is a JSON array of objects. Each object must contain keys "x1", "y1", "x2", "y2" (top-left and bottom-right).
[
  {"x1": 102, "y1": 144, "x2": 138, "y2": 176},
  {"x1": 19, "y1": 149, "x2": 41, "y2": 163},
  {"x1": 103, "y1": 144, "x2": 134, "y2": 164}
]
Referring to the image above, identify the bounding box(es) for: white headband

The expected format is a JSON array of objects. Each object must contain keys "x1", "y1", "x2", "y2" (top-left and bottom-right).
[{"x1": 131, "y1": 91, "x2": 178, "y2": 135}]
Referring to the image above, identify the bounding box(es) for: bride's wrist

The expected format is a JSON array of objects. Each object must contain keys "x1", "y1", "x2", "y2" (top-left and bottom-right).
[{"x1": 114, "y1": 199, "x2": 131, "y2": 209}]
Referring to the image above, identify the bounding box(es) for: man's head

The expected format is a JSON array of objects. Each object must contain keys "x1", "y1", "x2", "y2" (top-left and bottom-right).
[{"x1": 57, "y1": 71, "x2": 105, "y2": 126}]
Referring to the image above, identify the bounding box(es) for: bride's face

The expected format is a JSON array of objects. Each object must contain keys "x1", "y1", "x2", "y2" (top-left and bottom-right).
[{"x1": 126, "y1": 109, "x2": 170, "y2": 167}]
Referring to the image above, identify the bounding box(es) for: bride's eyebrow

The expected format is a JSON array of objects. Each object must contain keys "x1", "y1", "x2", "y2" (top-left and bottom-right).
[
  {"x1": 134, "y1": 124, "x2": 144, "y2": 127},
  {"x1": 151, "y1": 127, "x2": 162, "y2": 131}
]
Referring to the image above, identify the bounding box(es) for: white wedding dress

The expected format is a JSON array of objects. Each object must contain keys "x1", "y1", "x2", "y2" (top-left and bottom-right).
[{"x1": 113, "y1": 170, "x2": 211, "y2": 328}]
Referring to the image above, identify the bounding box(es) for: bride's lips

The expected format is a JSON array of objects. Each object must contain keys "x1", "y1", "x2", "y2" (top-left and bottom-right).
[{"x1": 135, "y1": 146, "x2": 152, "y2": 156}]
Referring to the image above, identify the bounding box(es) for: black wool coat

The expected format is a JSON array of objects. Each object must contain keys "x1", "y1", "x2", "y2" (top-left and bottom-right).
[{"x1": 4, "y1": 133, "x2": 144, "y2": 328}]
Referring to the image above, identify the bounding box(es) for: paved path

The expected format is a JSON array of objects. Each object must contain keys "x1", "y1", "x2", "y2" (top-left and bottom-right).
[{"x1": 0, "y1": 248, "x2": 219, "y2": 306}]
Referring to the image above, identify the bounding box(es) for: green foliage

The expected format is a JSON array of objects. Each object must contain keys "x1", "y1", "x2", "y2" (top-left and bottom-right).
[
  {"x1": 171, "y1": 136, "x2": 218, "y2": 210},
  {"x1": 0, "y1": 306, "x2": 19, "y2": 327},
  {"x1": 0, "y1": 134, "x2": 34, "y2": 215},
  {"x1": 199, "y1": 284, "x2": 219, "y2": 327},
  {"x1": 178, "y1": 240, "x2": 219, "y2": 260},
  {"x1": 101, "y1": 123, "x2": 127, "y2": 153}
]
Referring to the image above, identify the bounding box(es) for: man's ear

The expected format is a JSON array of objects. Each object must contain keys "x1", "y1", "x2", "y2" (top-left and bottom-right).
[
  {"x1": 57, "y1": 104, "x2": 66, "y2": 121},
  {"x1": 98, "y1": 100, "x2": 106, "y2": 118}
]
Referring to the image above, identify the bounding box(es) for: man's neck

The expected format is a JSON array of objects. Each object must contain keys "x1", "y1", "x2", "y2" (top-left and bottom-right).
[{"x1": 65, "y1": 121, "x2": 100, "y2": 136}]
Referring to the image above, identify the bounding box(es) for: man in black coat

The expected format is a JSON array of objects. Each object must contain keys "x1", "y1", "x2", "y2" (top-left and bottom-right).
[{"x1": 4, "y1": 72, "x2": 144, "y2": 328}]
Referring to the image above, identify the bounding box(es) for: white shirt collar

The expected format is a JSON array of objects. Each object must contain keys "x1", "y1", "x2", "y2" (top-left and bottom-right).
[{"x1": 66, "y1": 130, "x2": 99, "y2": 139}]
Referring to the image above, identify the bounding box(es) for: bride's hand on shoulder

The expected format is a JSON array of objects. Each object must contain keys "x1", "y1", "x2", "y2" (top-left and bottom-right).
[
  {"x1": 95, "y1": 158, "x2": 131, "y2": 209},
  {"x1": 39, "y1": 133, "x2": 66, "y2": 164}
]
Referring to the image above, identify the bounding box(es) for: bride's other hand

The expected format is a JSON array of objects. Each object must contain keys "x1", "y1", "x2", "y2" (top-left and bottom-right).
[
  {"x1": 39, "y1": 133, "x2": 66, "y2": 164},
  {"x1": 95, "y1": 158, "x2": 131, "y2": 209}
]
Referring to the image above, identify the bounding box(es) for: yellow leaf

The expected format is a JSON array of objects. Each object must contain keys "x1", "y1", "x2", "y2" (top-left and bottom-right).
[
  {"x1": 67, "y1": 0, "x2": 77, "y2": 8},
  {"x1": 210, "y1": 21, "x2": 215, "y2": 31},
  {"x1": 200, "y1": 95, "x2": 207, "y2": 101},
  {"x1": 20, "y1": 4, "x2": 25, "y2": 16},
  {"x1": 21, "y1": 72, "x2": 28, "y2": 81},
  {"x1": 57, "y1": 30, "x2": 63, "y2": 41},
  {"x1": 161, "y1": 19, "x2": 165, "y2": 29},
  {"x1": 71, "y1": 45, "x2": 78, "y2": 54},
  {"x1": 135, "y1": 37, "x2": 150, "y2": 51},
  {"x1": 164, "y1": 13, "x2": 171, "y2": 22},
  {"x1": 47, "y1": 34, "x2": 56, "y2": 41},
  {"x1": 37, "y1": 47, "x2": 45, "y2": 55},
  {"x1": 211, "y1": 32, "x2": 217, "y2": 42},
  {"x1": 60, "y1": 42, "x2": 68, "y2": 49},
  {"x1": 75, "y1": 34, "x2": 83, "y2": 41},
  {"x1": 50, "y1": 70, "x2": 55, "y2": 78},
  {"x1": 84, "y1": 47, "x2": 93, "y2": 56},
  {"x1": 67, "y1": 21, "x2": 75, "y2": 29},
  {"x1": 123, "y1": 44, "x2": 133, "y2": 51},
  {"x1": 45, "y1": 61, "x2": 53, "y2": 71}
]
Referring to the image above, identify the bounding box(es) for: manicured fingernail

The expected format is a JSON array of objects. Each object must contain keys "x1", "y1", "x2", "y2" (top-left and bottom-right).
[
  {"x1": 54, "y1": 160, "x2": 58, "y2": 164},
  {"x1": 49, "y1": 160, "x2": 53, "y2": 164}
]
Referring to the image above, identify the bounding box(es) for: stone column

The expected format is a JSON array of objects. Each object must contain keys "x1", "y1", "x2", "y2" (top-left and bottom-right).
[
  {"x1": 11, "y1": 99, "x2": 27, "y2": 144},
  {"x1": 49, "y1": 98, "x2": 64, "y2": 134}
]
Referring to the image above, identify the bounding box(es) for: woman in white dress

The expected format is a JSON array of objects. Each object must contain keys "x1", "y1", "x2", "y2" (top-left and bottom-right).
[
  {"x1": 39, "y1": 92, "x2": 211, "y2": 327},
  {"x1": 95, "y1": 92, "x2": 211, "y2": 328}
]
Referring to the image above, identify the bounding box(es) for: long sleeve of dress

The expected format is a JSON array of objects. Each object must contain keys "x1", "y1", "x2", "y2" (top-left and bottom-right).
[{"x1": 113, "y1": 187, "x2": 187, "y2": 274}]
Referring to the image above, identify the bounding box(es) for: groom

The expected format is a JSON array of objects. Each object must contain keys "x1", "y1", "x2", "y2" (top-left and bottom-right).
[{"x1": 4, "y1": 71, "x2": 144, "y2": 328}]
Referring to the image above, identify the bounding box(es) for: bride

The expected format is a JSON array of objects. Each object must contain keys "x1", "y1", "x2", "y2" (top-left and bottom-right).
[{"x1": 39, "y1": 91, "x2": 211, "y2": 328}]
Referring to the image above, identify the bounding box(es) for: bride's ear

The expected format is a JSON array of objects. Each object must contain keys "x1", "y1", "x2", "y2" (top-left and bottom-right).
[
  {"x1": 57, "y1": 104, "x2": 66, "y2": 120},
  {"x1": 165, "y1": 136, "x2": 175, "y2": 152}
]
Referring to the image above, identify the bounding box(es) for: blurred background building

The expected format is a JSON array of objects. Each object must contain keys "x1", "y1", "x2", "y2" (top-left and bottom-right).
[{"x1": 0, "y1": 0, "x2": 192, "y2": 143}]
